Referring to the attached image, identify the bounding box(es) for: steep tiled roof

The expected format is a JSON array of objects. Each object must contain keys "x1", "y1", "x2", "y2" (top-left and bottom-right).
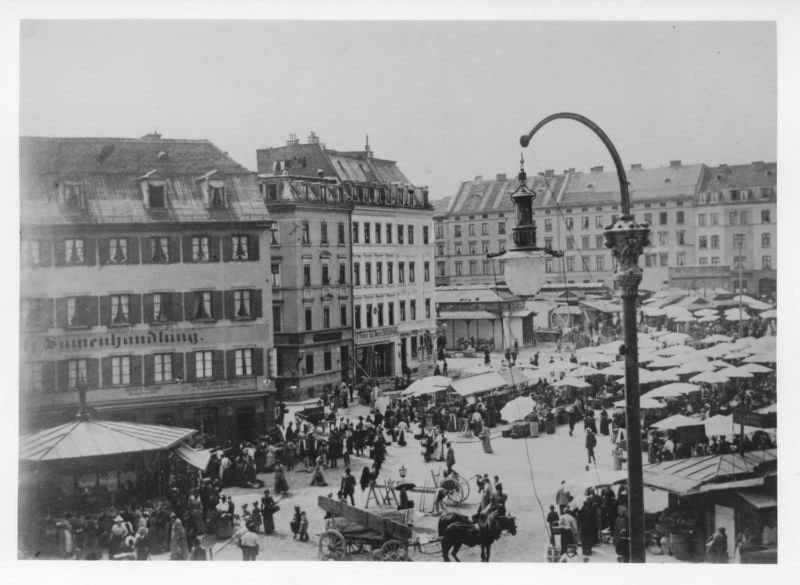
[
  {"x1": 432, "y1": 196, "x2": 453, "y2": 217},
  {"x1": 448, "y1": 174, "x2": 565, "y2": 215},
  {"x1": 700, "y1": 162, "x2": 777, "y2": 192},
  {"x1": 20, "y1": 136, "x2": 268, "y2": 226},
  {"x1": 559, "y1": 164, "x2": 703, "y2": 206}
]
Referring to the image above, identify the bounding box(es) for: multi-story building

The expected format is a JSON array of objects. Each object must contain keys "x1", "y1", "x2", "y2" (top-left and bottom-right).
[
  {"x1": 20, "y1": 135, "x2": 275, "y2": 440},
  {"x1": 256, "y1": 173, "x2": 354, "y2": 402},
  {"x1": 257, "y1": 133, "x2": 437, "y2": 389},
  {"x1": 435, "y1": 161, "x2": 709, "y2": 292},
  {"x1": 670, "y1": 162, "x2": 777, "y2": 297}
]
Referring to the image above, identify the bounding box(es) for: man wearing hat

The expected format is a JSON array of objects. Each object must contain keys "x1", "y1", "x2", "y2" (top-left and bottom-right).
[{"x1": 340, "y1": 467, "x2": 357, "y2": 505}]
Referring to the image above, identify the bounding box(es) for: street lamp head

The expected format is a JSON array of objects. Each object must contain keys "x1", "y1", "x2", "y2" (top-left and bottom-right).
[{"x1": 503, "y1": 249, "x2": 550, "y2": 296}]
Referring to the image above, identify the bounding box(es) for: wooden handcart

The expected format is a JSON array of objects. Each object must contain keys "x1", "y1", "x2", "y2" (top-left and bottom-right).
[{"x1": 317, "y1": 496, "x2": 413, "y2": 561}]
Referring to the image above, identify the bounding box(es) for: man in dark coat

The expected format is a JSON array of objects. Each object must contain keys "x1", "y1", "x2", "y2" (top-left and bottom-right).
[
  {"x1": 444, "y1": 442, "x2": 456, "y2": 477},
  {"x1": 261, "y1": 489, "x2": 276, "y2": 535},
  {"x1": 585, "y1": 429, "x2": 597, "y2": 465},
  {"x1": 340, "y1": 468, "x2": 357, "y2": 505},
  {"x1": 579, "y1": 500, "x2": 598, "y2": 557}
]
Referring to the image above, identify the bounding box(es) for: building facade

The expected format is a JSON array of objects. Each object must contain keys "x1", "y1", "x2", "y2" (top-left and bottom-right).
[
  {"x1": 670, "y1": 162, "x2": 777, "y2": 298},
  {"x1": 435, "y1": 161, "x2": 776, "y2": 295},
  {"x1": 257, "y1": 133, "x2": 438, "y2": 390},
  {"x1": 257, "y1": 174, "x2": 354, "y2": 402},
  {"x1": 20, "y1": 136, "x2": 275, "y2": 439}
]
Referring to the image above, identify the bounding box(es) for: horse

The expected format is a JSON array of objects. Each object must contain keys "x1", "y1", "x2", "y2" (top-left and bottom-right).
[{"x1": 440, "y1": 512, "x2": 517, "y2": 562}]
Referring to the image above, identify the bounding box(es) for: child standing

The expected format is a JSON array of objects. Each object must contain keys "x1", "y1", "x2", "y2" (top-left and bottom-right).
[
  {"x1": 298, "y1": 510, "x2": 309, "y2": 542},
  {"x1": 251, "y1": 502, "x2": 262, "y2": 534},
  {"x1": 290, "y1": 506, "x2": 301, "y2": 539}
]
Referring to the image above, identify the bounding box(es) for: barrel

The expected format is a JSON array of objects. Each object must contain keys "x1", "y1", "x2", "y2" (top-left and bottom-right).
[
  {"x1": 546, "y1": 419, "x2": 556, "y2": 434},
  {"x1": 669, "y1": 533, "x2": 693, "y2": 560}
]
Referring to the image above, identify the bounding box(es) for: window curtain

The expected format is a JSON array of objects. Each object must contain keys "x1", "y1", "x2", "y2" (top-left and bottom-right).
[
  {"x1": 112, "y1": 239, "x2": 127, "y2": 263},
  {"x1": 113, "y1": 296, "x2": 129, "y2": 322},
  {"x1": 68, "y1": 239, "x2": 84, "y2": 263},
  {"x1": 237, "y1": 291, "x2": 250, "y2": 317},
  {"x1": 153, "y1": 294, "x2": 163, "y2": 320}
]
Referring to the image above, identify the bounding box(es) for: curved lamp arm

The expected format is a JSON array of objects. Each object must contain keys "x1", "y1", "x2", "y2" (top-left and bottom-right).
[{"x1": 520, "y1": 113, "x2": 631, "y2": 215}]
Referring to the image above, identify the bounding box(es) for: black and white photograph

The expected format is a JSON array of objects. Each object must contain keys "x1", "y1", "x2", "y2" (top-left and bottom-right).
[{"x1": 6, "y1": 1, "x2": 797, "y2": 573}]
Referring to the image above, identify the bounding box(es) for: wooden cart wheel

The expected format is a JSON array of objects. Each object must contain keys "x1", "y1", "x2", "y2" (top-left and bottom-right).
[
  {"x1": 318, "y1": 529, "x2": 347, "y2": 560},
  {"x1": 378, "y1": 540, "x2": 409, "y2": 561},
  {"x1": 441, "y1": 475, "x2": 470, "y2": 505}
]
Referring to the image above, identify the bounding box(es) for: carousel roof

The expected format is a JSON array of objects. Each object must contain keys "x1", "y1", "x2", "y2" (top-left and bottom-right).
[{"x1": 19, "y1": 418, "x2": 196, "y2": 461}]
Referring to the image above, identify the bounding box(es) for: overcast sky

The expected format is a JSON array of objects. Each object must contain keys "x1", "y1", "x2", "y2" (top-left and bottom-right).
[{"x1": 20, "y1": 20, "x2": 775, "y2": 200}]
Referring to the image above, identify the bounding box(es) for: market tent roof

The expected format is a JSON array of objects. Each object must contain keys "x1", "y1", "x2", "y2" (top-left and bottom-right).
[
  {"x1": 732, "y1": 295, "x2": 773, "y2": 311},
  {"x1": 401, "y1": 376, "x2": 453, "y2": 397},
  {"x1": 694, "y1": 309, "x2": 720, "y2": 317},
  {"x1": 553, "y1": 305, "x2": 583, "y2": 315},
  {"x1": 460, "y1": 364, "x2": 495, "y2": 377},
  {"x1": 498, "y1": 367, "x2": 536, "y2": 387},
  {"x1": 647, "y1": 356, "x2": 685, "y2": 369},
  {"x1": 649, "y1": 414, "x2": 704, "y2": 430},
  {"x1": 658, "y1": 332, "x2": 691, "y2": 346},
  {"x1": 672, "y1": 360, "x2": 716, "y2": 375},
  {"x1": 756, "y1": 404, "x2": 777, "y2": 414},
  {"x1": 698, "y1": 315, "x2": 720, "y2": 322},
  {"x1": 737, "y1": 489, "x2": 777, "y2": 510},
  {"x1": 175, "y1": 444, "x2": 213, "y2": 471},
  {"x1": 641, "y1": 449, "x2": 777, "y2": 495},
  {"x1": 565, "y1": 468, "x2": 627, "y2": 494},
  {"x1": 742, "y1": 353, "x2": 775, "y2": 364},
  {"x1": 580, "y1": 300, "x2": 622, "y2": 313},
  {"x1": 450, "y1": 372, "x2": 508, "y2": 397},
  {"x1": 437, "y1": 310, "x2": 498, "y2": 321},
  {"x1": 20, "y1": 419, "x2": 196, "y2": 462},
  {"x1": 759, "y1": 309, "x2": 776, "y2": 319}
]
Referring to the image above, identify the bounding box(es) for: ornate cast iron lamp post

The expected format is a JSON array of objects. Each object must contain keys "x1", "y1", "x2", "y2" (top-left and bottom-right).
[{"x1": 504, "y1": 113, "x2": 650, "y2": 562}]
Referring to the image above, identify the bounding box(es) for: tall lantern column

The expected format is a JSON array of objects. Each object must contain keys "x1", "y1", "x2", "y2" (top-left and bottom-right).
[{"x1": 604, "y1": 217, "x2": 650, "y2": 563}]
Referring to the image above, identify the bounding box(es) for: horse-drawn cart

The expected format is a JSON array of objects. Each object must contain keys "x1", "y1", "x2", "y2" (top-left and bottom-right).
[{"x1": 317, "y1": 496, "x2": 413, "y2": 561}]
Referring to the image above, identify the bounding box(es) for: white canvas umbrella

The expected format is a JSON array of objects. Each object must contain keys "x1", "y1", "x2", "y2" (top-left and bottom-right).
[
  {"x1": 658, "y1": 332, "x2": 691, "y2": 345},
  {"x1": 759, "y1": 309, "x2": 777, "y2": 319},
  {"x1": 570, "y1": 365, "x2": 603, "y2": 377},
  {"x1": 646, "y1": 382, "x2": 703, "y2": 398},
  {"x1": 694, "y1": 308, "x2": 719, "y2": 317},
  {"x1": 723, "y1": 351, "x2": 753, "y2": 360},
  {"x1": 698, "y1": 314, "x2": 720, "y2": 322},
  {"x1": 553, "y1": 376, "x2": 591, "y2": 389},
  {"x1": 616, "y1": 369, "x2": 678, "y2": 385},
  {"x1": 647, "y1": 356, "x2": 684, "y2": 369},
  {"x1": 599, "y1": 363, "x2": 627, "y2": 376},
  {"x1": 725, "y1": 312, "x2": 751, "y2": 322},
  {"x1": 672, "y1": 361, "x2": 716, "y2": 375},
  {"x1": 500, "y1": 396, "x2": 537, "y2": 423},
  {"x1": 740, "y1": 363, "x2": 773, "y2": 374},
  {"x1": 649, "y1": 413, "x2": 703, "y2": 430},
  {"x1": 716, "y1": 367, "x2": 753, "y2": 379},
  {"x1": 657, "y1": 344, "x2": 695, "y2": 357},
  {"x1": 742, "y1": 353, "x2": 775, "y2": 364},
  {"x1": 642, "y1": 306, "x2": 667, "y2": 317},
  {"x1": 689, "y1": 371, "x2": 730, "y2": 384},
  {"x1": 700, "y1": 334, "x2": 732, "y2": 345}
]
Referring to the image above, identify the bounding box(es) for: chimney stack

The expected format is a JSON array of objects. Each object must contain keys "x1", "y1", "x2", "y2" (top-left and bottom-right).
[
  {"x1": 670, "y1": 160, "x2": 682, "y2": 168},
  {"x1": 141, "y1": 131, "x2": 162, "y2": 139},
  {"x1": 307, "y1": 131, "x2": 320, "y2": 144},
  {"x1": 630, "y1": 163, "x2": 642, "y2": 170},
  {"x1": 544, "y1": 169, "x2": 555, "y2": 177},
  {"x1": 287, "y1": 133, "x2": 299, "y2": 146},
  {"x1": 590, "y1": 166, "x2": 604, "y2": 173},
  {"x1": 496, "y1": 173, "x2": 507, "y2": 180}
]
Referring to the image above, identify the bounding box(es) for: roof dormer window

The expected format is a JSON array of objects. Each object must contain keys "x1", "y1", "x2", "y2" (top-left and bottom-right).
[
  {"x1": 196, "y1": 171, "x2": 227, "y2": 209},
  {"x1": 61, "y1": 182, "x2": 84, "y2": 209},
  {"x1": 148, "y1": 183, "x2": 166, "y2": 208}
]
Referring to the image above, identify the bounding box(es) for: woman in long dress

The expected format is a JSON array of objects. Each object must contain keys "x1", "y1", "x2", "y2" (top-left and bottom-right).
[
  {"x1": 169, "y1": 514, "x2": 188, "y2": 560},
  {"x1": 274, "y1": 462, "x2": 290, "y2": 495},
  {"x1": 480, "y1": 428, "x2": 493, "y2": 454}
]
